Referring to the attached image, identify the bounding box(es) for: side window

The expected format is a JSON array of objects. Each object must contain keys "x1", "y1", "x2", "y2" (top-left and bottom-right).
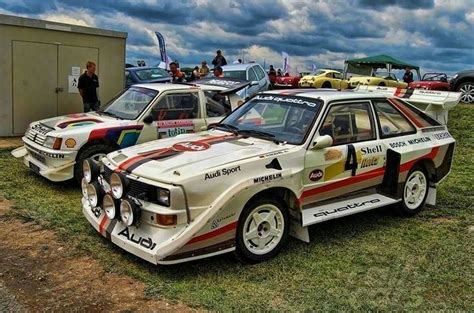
[
  {"x1": 373, "y1": 100, "x2": 416, "y2": 138},
  {"x1": 125, "y1": 71, "x2": 133, "y2": 86},
  {"x1": 254, "y1": 66, "x2": 265, "y2": 80},
  {"x1": 248, "y1": 67, "x2": 258, "y2": 82},
  {"x1": 151, "y1": 92, "x2": 199, "y2": 121},
  {"x1": 334, "y1": 72, "x2": 343, "y2": 80},
  {"x1": 205, "y1": 91, "x2": 231, "y2": 117},
  {"x1": 319, "y1": 102, "x2": 375, "y2": 145}
]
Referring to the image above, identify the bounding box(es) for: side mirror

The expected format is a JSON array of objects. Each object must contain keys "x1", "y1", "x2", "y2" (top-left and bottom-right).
[
  {"x1": 312, "y1": 135, "x2": 333, "y2": 150},
  {"x1": 143, "y1": 115, "x2": 154, "y2": 124},
  {"x1": 250, "y1": 80, "x2": 259, "y2": 86}
]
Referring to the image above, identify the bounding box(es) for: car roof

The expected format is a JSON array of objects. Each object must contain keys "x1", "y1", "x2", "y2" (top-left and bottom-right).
[
  {"x1": 261, "y1": 89, "x2": 388, "y2": 102},
  {"x1": 131, "y1": 82, "x2": 229, "y2": 92},
  {"x1": 127, "y1": 67, "x2": 166, "y2": 71},
  {"x1": 222, "y1": 63, "x2": 260, "y2": 71}
]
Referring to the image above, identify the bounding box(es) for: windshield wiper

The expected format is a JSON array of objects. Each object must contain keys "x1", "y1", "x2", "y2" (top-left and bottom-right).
[
  {"x1": 215, "y1": 123, "x2": 239, "y2": 135},
  {"x1": 238, "y1": 129, "x2": 280, "y2": 144},
  {"x1": 97, "y1": 110, "x2": 123, "y2": 119}
]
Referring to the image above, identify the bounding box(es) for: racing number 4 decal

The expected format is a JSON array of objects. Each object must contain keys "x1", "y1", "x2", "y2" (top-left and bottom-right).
[{"x1": 344, "y1": 144, "x2": 358, "y2": 176}]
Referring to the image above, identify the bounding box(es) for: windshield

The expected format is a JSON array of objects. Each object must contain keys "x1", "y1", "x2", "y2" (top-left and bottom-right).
[
  {"x1": 218, "y1": 94, "x2": 322, "y2": 145},
  {"x1": 102, "y1": 87, "x2": 158, "y2": 120},
  {"x1": 223, "y1": 70, "x2": 247, "y2": 80},
  {"x1": 135, "y1": 68, "x2": 169, "y2": 81},
  {"x1": 314, "y1": 70, "x2": 326, "y2": 75}
]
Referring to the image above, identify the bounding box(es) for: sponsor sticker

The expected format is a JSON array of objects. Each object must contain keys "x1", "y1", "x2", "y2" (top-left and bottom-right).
[
  {"x1": 309, "y1": 169, "x2": 324, "y2": 182},
  {"x1": 324, "y1": 149, "x2": 342, "y2": 161},
  {"x1": 407, "y1": 137, "x2": 431, "y2": 145},
  {"x1": 360, "y1": 156, "x2": 379, "y2": 169},
  {"x1": 314, "y1": 198, "x2": 380, "y2": 218},
  {"x1": 433, "y1": 132, "x2": 452, "y2": 140},
  {"x1": 389, "y1": 141, "x2": 407, "y2": 149},
  {"x1": 253, "y1": 95, "x2": 319, "y2": 107},
  {"x1": 360, "y1": 145, "x2": 382, "y2": 155},
  {"x1": 65, "y1": 138, "x2": 76, "y2": 148},
  {"x1": 118, "y1": 228, "x2": 157, "y2": 250},
  {"x1": 204, "y1": 165, "x2": 241, "y2": 180},
  {"x1": 172, "y1": 141, "x2": 210, "y2": 152},
  {"x1": 254, "y1": 172, "x2": 282, "y2": 184},
  {"x1": 210, "y1": 213, "x2": 236, "y2": 230},
  {"x1": 158, "y1": 120, "x2": 194, "y2": 138}
]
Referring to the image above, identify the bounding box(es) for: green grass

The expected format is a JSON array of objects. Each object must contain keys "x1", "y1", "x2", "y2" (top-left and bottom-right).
[{"x1": 0, "y1": 105, "x2": 473, "y2": 311}]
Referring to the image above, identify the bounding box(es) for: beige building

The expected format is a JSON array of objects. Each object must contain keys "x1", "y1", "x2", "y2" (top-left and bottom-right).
[{"x1": 0, "y1": 14, "x2": 127, "y2": 136}]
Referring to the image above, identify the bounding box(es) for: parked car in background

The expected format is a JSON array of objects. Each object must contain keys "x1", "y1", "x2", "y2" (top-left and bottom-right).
[
  {"x1": 273, "y1": 73, "x2": 301, "y2": 89},
  {"x1": 221, "y1": 63, "x2": 270, "y2": 99},
  {"x1": 125, "y1": 67, "x2": 171, "y2": 88},
  {"x1": 81, "y1": 87, "x2": 458, "y2": 264},
  {"x1": 299, "y1": 69, "x2": 349, "y2": 89},
  {"x1": 409, "y1": 73, "x2": 451, "y2": 91},
  {"x1": 11, "y1": 78, "x2": 248, "y2": 183},
  {"x1": 450, "y1": 69, "x2": 474, "y2": 103},
  {"x1": 349, "y1": 71, "x2": 407, "y2": 89}
]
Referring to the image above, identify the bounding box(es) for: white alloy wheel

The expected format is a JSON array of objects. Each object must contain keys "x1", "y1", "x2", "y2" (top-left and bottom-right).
[
  {"x1": 242, "y1": 204, "x2": 284, "y2": 255},
  {"x1": 403, "y1": 170, "x2": 427, "y2": 210},
  {"x1": 459, "y1": 82, "x2": 474, "y2": 103}
]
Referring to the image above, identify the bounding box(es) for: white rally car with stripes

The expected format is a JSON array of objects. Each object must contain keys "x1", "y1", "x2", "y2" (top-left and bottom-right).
[{"x1": 81, "y1": 87, "x2": 460, "y2": 264}]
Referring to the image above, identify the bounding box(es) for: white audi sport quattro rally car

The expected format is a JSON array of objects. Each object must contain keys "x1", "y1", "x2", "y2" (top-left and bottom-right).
[
  {"x1": 11, "y1": 78, "x2": 248, "y2": 183},
  {"x1": 81, "y1": 87, "x2": 459, "y2": 264}
]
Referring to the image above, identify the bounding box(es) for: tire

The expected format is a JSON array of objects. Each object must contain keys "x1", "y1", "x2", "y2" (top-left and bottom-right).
[
  {"x1": 322, "y1": 81, "x2": 331, "y2": 88},
  {"x1": 74, "y1": 144, "x2": 115, "y2": 185},
  {"x1": 457, "y1": 82, "x2": 474, "y2": 103},
  {"x1": 378, "y1": 82, "x2": 386, "y2": 86},
  {"x1": 236, "y1": 196, "x2": 289, "y2": 263},
  {"x1": 396, "y1": 166, "x2": 429, "y2": 217}
]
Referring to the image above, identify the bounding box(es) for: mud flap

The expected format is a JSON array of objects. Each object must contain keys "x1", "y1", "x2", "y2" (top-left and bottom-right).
[
  {"x1": 289, "y1": 220, "x2": 309, "y2": 243},
  {"x1": 380, "y1": 149, "x2": 401, "y2": 198},
  {"x1": 11, "y1": 146, "x2": 27, "y2": 158},
  {"x1": 426, "y1": 186, "x2": 437, "y2": 206}
]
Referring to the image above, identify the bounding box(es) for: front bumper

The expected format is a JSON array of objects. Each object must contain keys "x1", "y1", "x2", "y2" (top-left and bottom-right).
[
  {"x1": 299, "y1": 81, "x2": 314, "y2": 88},
  {"x1": 12, "y1": 137, "x2": 77, "y2": 181}
]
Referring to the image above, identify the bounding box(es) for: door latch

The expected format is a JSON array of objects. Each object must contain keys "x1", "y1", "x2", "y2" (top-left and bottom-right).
[{"x1": 55, "y1": 87, "x2": 64, "y2": 93}]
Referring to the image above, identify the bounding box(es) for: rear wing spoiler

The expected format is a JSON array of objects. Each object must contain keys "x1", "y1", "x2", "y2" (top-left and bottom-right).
[
  {"x1": 193, "y1": 77, "x2": 250, "y2": 95},
  {"x1": 354, "y1": 85, "x2": 461, "y2": 124}
]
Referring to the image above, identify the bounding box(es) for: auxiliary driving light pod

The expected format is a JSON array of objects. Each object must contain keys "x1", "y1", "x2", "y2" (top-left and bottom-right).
[
  {"x1": 83, "y1": 159, "x2": 100, "y2": 183},
  {"x1": 85, "y1": 181, "x2": 104, "y2": 208},
  {"x1": 103, "y1": 194, "x2": 120, "y2": 219},
  {"x1": 110, "y1": 172, "x2": 129, "y2": 199},
  {"x1": 120, "y1": 199, "x2": 141, "y2": 226}
]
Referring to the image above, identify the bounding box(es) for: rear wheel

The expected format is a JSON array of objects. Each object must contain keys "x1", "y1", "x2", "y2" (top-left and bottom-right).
[
  {"x1": 74, "y1": 144, "x2": 115, "y2": 184},
  {"x1": 236, "y1": 197, "x2": 289, "y2": 263},
  {"x1": 458, "y1": 82, "x2": 474, "y2": 103},
  {"x1": 396, "y1": 166, "x2": 429, "y2": 216},
  {"x1": 322, "y1": 81, "x2": 331, "y2": 88},
  {"x1": 378, "y1": 82, "x2": 386, "y2": 86}
]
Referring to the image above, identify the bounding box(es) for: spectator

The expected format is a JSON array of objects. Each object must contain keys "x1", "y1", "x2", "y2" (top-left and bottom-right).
[
  {"x1": 212, "y1": 50, "x2": 227, "y2": 67},
  {"x1": 214, "y1": 66, "x2": 224, "y2": 77},
  {"x1": 199, "y1": 61, "x2": 210, "y2": 78},
  {"x1": 170, "y1": 62, "x2": 186, "y2": 83},
  {"x1": 268, "y1": 65, "x2": 276, "y2": 76},
  {"x1": 403, "y1": 67, "x2": 414, "y2": 84},
  {"x1": 233, "y1": 58, "x2": 243, "y2": 64},
  {"x1": 190, "y1": 66, "x2": 200, "y2": 81},
  {"x1": 277, "y1": 68, "x2": 282, "y2": 77},
  {"x1": 78, "y1": 61, "x2": 100, "y2": 112}
]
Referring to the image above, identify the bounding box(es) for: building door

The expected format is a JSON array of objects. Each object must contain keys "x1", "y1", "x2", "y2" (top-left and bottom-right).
[
  {"x1": 57, "y1": 45, "x2": 99, "y2": 115},
  {"x1": 12, "y1": 41, "x2": 58, "y2": 134}
]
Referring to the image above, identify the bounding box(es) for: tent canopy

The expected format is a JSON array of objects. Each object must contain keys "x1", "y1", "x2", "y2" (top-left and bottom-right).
[{"x1": 345, "y1": 54, "x2": 419, "y2": 70}]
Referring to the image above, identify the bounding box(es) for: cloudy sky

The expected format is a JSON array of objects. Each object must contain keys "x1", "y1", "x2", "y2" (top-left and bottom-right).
[{"x1": 1, "y1": 0, "x2": 473, "y2": 75}]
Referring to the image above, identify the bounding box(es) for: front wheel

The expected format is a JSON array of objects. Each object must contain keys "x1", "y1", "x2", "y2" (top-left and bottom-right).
[
  {"x1": 236, "y1": 197, "x2": 289, "y2": 263},
  {"x1": 396, "y1": 166, "x2": 429, "y2": 216},
  {"x1": 74, "y1": 144, "x2": 115, "y2": 185},
  {"x1": 458, "y1": 82, "x2": 474, "y2": 103}
]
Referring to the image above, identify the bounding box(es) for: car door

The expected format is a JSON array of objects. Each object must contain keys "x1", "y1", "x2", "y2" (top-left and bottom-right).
[
  {"x1": 136, "y1": 90, "x2": 206, "y2": 144},
  {"x1": 302, "y1": 100, "x2": 384, "y2": 205},
  {"x1": 253, "y1": 65, "x2": 268, "y2": 91},
  {"x1": 203, "y1": 90, "x2": 232, "y2": 127}
]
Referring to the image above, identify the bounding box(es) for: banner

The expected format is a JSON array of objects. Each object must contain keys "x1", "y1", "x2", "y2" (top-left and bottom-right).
[
  {"x1": 282, "y1": 51, "x2": 290, "y2": 74},
  {"x1": 155, "y1": 32, "x2": 167, "y2": 63},
  {"x1": 312, "y1": 64, "x2": 317, "y2": 73}
]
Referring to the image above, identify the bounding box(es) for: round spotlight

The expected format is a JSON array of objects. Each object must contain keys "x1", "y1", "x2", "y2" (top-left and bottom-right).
[
  {"x1": 110, "y1": 172, "x2": 129, "y2": 199},
  {"x1": 103, "y1": 194, "x2": 120, "y2": 219},
  {"x1": 83, "y1": 159, "x2": 100, "y2": 183},
  {"x1": 120, "y1": 199, "x2": 141, "y2": 226},
  {"x1": 85, "y1": 181, "x2": 103, "y2": 207}
]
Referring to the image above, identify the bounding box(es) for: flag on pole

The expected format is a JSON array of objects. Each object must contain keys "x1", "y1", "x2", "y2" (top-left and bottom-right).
[
  {"x1": 282, "y1": 51, "x2": 290, "y2": 74},
  {"x1": 155, "y1": 32, "x2": 173, "y2": 70},
  {"x1": 312, "y1": 64, "x2": 317, "y2": 73}
]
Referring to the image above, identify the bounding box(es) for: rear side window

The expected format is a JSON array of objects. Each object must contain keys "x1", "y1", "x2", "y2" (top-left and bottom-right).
[
  {"x1": 248, "y1": 68, "x2": 258, "y2": 82},
  {"x1": 373, "y1": 100, "x2": 416, "y2": 138},
  {"x1": 389, "y1": 98, "x2": 440, "y2": 128},
  {"x1": 205, "y1": 91, "x2": 231, "y2": 117},
  {"x1": 254, "y1": 66, "x2": 265, "y2": 80}
]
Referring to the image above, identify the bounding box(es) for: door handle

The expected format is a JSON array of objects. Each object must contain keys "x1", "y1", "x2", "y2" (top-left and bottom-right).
[{"x1": 55, "y1": 87, "x2": 64, "y2": 93}]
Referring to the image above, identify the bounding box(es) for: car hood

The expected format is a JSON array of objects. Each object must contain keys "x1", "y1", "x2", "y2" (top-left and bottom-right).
[
  {"x1": 36, "y1": 112, "x2": 114, "y2": 130},
  {"x1": 107, "y1": 130, "x2": 292, "y2": 183}
]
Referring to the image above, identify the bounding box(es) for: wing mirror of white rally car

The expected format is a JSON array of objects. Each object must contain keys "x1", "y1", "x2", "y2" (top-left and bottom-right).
[
  {"x1": 143, "y1": 115, "x2": 154, "y2": 124},
  {"x1": 250, "y1": 80, "x2": 259, "y2": 86},
  {"x1": 312, "y1": 135, "x2": 333, "y2": 150}
]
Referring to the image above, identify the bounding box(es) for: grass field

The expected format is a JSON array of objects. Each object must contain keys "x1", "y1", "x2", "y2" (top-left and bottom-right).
[{"x1": 0, "y1": 105, "x2": 473, "y2": 311}]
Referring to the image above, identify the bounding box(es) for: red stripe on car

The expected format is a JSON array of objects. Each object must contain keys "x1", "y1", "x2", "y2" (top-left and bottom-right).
[{"x1": 186, "y1": 221, "x2": 238, "y2": 245}]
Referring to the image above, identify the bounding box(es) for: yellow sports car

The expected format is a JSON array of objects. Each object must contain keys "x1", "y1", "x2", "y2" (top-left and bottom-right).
[
  {"x1": 298, "y1": 69, "x2": 349, "y2": 89},
  {"x1": 349, "y1": 72, "x2": 408, "y2": 88}
]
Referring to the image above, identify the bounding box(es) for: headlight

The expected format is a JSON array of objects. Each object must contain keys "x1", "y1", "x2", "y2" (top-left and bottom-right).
[
  {"x1": 110, "y1": 172, "x2": 129, "y2": 199},
  {"x1": 43, "y1": 136, "x2": 62, "y2": 150},
  {"x1": 85, "y1": 181, "x2": 103, "y2": 207},
  {"x1": 156, "y1": 188, "x2": 170, "y2": 207},
  {"x1": 120, "y1": 199, "x2": 141, "y2": 226},
  {"x1": 103, "y1": 194, "x2": 120, "y2": 219},
  {"x1": 83, "y1": 159, "x2": 100, "y2": 183}
]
